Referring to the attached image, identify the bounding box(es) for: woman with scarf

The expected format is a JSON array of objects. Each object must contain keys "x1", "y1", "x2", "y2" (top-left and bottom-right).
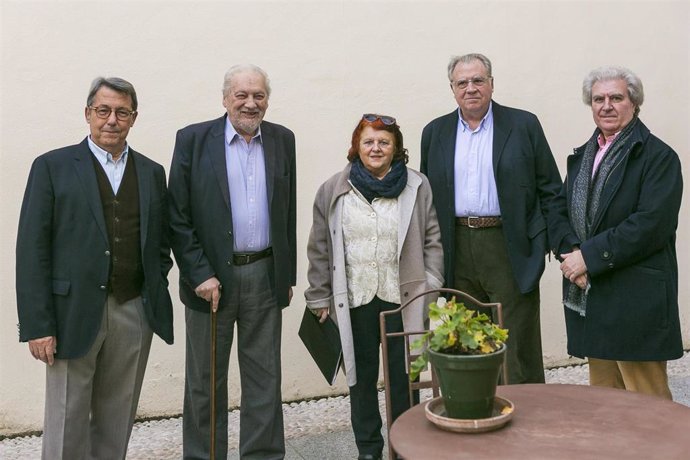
[
  {"x1": 305, "y1": 114, "x2": 444, "y2": 460},
  {"x1": 554, "y1": 67, "x2": 683, "y2": 400}
]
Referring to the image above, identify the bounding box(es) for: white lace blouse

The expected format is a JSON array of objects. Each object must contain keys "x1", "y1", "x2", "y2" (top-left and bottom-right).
[{"x1": 342, "y1": 185, "x2": 400, "y2": 308}]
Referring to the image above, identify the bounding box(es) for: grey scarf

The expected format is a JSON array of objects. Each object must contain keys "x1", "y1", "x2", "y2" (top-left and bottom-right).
[{"x1": 564, "y1": 117, "x2": 638, "y2": 316}]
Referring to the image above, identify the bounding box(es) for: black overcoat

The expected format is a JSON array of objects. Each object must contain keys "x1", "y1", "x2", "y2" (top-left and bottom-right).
[{"x1": 556, "y1": 120, "x2": 683, "y2": 360}]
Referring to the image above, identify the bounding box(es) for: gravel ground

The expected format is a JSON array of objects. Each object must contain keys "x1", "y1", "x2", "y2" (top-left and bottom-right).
[{"x1": 2, "y1": 351, "x2": 689, "y2": 459}]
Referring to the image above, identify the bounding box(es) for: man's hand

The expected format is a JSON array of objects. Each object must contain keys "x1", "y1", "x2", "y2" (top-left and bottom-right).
[
  {"x1": 561, "y1": 248, "x2": 589, "y2": 289},
  {"x1": 560, "y1": 249, "x2": 588, "y2": 284},
  {"x1": 572, "y1": 273, "x2": 589, "y2": 290},
  {"x1": 195, "y1": 276, "x2": 222, "y2": 312},
  {"x1": 29, "y1": 336, "x2": 57, "y2": 366}
]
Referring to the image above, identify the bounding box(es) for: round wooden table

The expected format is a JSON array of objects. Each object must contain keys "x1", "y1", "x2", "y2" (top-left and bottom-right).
[{"x1": 389, "y1": 384, "x2": 690, "y2": 459}]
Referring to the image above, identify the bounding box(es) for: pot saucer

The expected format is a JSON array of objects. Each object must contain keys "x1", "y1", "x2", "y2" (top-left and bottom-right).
[{"x1": 424, "y1": 396, "x2": 514, "y2": 433}]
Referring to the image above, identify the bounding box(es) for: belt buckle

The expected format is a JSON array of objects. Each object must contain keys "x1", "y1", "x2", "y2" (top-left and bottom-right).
[
  {"x1": 467, "y1": 216, "x2": 480, "y2": 228},
  {"x1": 236, "y1": 254, "x2": 250, "y2": 265}
]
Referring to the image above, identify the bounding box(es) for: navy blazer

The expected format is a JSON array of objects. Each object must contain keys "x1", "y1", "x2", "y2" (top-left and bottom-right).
[
  {"x1": 16, "y1": 138, "x2": 174, "y2": 359},
  {"x1": 168, "y1": 115, "x2": 296, "y2": 311},
  {"x1": 421, "y1": 102, "x2": 565, "y2": 294}
]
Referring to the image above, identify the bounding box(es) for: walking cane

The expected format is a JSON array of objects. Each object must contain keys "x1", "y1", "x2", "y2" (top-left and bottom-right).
[{"x1": 210, "y1": 304, "x2": 217, "y2": 460}]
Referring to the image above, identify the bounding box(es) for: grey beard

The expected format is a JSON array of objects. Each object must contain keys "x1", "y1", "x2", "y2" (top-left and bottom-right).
[{"x1": 234, "y1": 119, "x2": 262, "y2": 137}]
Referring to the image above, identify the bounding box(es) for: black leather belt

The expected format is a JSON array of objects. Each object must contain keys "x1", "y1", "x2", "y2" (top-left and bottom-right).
[
  {"x1": 456, "y1": 216, "x2": 502, "y2": 228},
  {"x1": 233, "y1": 247, "x2": 273, "y2": 266}
]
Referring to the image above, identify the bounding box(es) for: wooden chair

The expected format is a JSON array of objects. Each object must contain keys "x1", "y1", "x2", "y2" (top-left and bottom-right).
[{"x1": 379, "y1": 288, "x2": 507, "y2": 459}]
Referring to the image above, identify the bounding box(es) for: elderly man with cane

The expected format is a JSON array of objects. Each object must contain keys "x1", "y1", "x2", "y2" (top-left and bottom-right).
[{"x1": 169, "y1": 64, "x2": 296, "y2": 460}]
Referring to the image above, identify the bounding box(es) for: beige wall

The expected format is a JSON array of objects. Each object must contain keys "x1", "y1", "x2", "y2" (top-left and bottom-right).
[{"x1": 1, "y1": 0, "x2": 688, "y2": 435}]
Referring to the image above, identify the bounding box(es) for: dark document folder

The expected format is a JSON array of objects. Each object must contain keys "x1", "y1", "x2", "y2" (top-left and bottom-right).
[{"x1": 298, "y1": 307, "x2": 342, "y2": 385}]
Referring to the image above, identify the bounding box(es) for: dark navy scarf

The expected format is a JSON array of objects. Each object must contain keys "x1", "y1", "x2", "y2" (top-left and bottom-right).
[{"x1": 349, "y1": 159, "x2": 407, "y2": 203}]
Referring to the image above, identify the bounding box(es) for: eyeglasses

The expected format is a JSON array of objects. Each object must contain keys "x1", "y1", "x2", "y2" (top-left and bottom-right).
[
  {"x1": 88, "y1": 105, "x2": 136, "y2": 121},
  {"x1": 452, "y1": 77, "x2": 492, "y2": 90},
  {"x1": 362, "y1": 113, "x2": 396, "y2": 125}
]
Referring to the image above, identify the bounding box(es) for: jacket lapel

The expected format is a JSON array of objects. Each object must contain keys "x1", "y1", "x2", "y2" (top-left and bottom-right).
[
  {"x1": 491, "y1": 102, "x2": 511, "y2": 175},
  {"x1": 439, "y1": 111, "x2": 458, "y2": 188},
  {"x1": 131, "y1": 149, "x2": 150, "y2": 245},
  {"x1": 397, "y1": 171, "x2": 421, "y2": 256},
  {"x1": 261, "y1": 122, "x2": 276, "y2": 206},
  {"x1": 208, "y1": 116, "x2": 231, "y2": 210},
  {"x1": 72, "y1": 138, "x2": 108, "y2": 243}
]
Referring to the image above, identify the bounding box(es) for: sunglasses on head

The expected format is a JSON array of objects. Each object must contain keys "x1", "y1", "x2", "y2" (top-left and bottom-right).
[{"x1": 362, "y1": 113, "x2": 397, "y2": 125}]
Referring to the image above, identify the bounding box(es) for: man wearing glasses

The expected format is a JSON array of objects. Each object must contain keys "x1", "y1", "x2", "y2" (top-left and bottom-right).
[
  {"x1": 421, "y1": 53, "x2": 565, "y2": 384},
  {"x1": 16, "y1": 77, "x2": 174, "y2": 459}
]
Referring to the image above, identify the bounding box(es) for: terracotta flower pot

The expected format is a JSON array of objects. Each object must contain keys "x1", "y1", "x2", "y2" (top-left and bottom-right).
[{"x1": 428, "y1": 345, "x2": 506, "y2": 419}]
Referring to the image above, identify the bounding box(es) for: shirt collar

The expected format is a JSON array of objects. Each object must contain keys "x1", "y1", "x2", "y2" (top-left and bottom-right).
[
  {"x1": 458, "y1": 101, "x2": 493, "y2": 132},
  {"x1": 225, "y1": 118, "x2": 263, "y2": 145},
  {"x1": 87, "y1": 136, "x2": 129, "y2": 165},
  {"x1": 597, "y1": 130, "x2": 620, "y2": 148}
]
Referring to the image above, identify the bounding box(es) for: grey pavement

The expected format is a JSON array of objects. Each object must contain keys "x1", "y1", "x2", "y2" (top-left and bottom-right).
[{"x1": 2, "y1": 351, "x2": 689, "y2": 459}]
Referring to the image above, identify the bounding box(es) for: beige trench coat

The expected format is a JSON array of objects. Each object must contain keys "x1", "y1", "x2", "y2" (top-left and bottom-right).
[{"x1": 305, "y1": 163, "x2": 444, "y2": 386}]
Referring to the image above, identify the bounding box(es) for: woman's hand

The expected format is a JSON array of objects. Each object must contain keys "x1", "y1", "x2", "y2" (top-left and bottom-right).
[{"x1": 313, "y1": 308, "x2": 329, "y2": 323}]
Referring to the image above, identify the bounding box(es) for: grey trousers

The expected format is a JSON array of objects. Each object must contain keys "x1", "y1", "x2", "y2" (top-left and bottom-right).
[
  {"x1": 183, "y1": 257, "x2": 285, "y2": 460},
  {"x1": 42, "y1": 296, "x2": 153, "y2": 460},
  {"x1": 454, "y1": 225, "x2": 545, "y2": 384}
]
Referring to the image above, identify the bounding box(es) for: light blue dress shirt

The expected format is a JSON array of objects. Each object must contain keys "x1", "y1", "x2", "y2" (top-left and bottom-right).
[
  {"x1": 454, "y1": 103, "x2": 501, "y2": 217},
  {"x1": 88, "y1": 136, "x2": 129, "y2": 194},
  {"x1": 225, "y1": 120, "x2": 271, "y2": 252}
]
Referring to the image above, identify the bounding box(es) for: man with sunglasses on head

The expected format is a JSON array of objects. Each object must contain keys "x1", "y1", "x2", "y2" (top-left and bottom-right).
[
  {"x1": 168, "y1": 64, "x2": 296, "y2": 459},
  {"x1": 16, "y1": 76, "x2": 174, "y2": 459},
  {"x1": 421, "y1": 53, "x2": 565, "y2": 384}
]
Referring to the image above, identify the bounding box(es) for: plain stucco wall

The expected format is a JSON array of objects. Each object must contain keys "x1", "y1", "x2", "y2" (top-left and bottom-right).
[{"x1": 1, "y1": 0, "x2": 688, "y2": 435}]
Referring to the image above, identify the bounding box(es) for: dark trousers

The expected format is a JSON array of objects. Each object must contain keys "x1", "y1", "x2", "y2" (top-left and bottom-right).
[
  {"x1": 183, "y1": 257, "x2": 284, "y2": 460},
  {"x1": 349, "y1": 297, "x2": 410, "y2": 457},
  {"x1": 454, "y1": 225, "x2": 545, "y2": 384}
]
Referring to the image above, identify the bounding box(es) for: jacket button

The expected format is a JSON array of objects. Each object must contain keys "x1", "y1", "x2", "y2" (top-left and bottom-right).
[
  {"x1": 602, "y1": 251, "x2": 611, "y2": 259},
  {"x1": 99, "y1": 285, "x2": 106, "y2": 290},
  {"x1": 338, "y1": 303, "x2": 343, "y2": 308},
  {"x1": 105, "y1": 250, "x2": 110, "y2": 256},
  {"x1": 404, "y1": 292, "x2": 409, "y2": 297},
  {"x1": 608, "y1": 262, "x2": 614, "y2": 269},
  {"x1": 227, "y1": 260, "x2": 232, "y2": 266},
  {"x1": 227, "y1": 230, "x2": 232, "y2": 237}
]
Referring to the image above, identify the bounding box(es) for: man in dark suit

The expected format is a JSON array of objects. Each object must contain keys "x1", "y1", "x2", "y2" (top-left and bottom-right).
[
  {"x1": 16, "y1": 77, "x2": 174, "y2": 459},
  {"x1": 169, "y1": 64, "x2": 296, "y2": 459},
  {"x1": 421, "y1": 53, "x2": 564, "y2": 384}
]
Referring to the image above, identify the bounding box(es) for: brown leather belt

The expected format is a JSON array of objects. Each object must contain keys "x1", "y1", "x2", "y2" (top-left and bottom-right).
[
  {"x1": 233, "y1": 247, "x2": 273, "y2": 266},
  {"x1": 456, "y1": 216, "x2": 502, "y2": 228}
]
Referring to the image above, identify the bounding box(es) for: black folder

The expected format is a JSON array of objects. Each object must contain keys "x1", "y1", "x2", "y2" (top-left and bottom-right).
[{"x1": 298, "y1": 307, "x2": 342, "y2": 385}]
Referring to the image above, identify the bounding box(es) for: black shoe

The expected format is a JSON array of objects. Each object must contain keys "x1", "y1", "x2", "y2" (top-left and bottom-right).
[{"x1": 358, "y1": 455, "x2": 382, "y2": 460}]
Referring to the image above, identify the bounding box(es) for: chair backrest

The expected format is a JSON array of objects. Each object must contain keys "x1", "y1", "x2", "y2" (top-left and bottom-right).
[{"x1": 379, "y1": 288, "x2": 507, "y2": 459}]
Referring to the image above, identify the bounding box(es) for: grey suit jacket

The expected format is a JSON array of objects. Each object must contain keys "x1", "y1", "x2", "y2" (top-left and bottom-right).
[
  {"x1": 421, "y1": 101, "x2": 566, "y2": 293},
  {"x1": 16, "y1": 138, "x2": 174, "y2": 359},
  {"x1": 168, "y1": 115, "x2": 296, "y2": 311}
]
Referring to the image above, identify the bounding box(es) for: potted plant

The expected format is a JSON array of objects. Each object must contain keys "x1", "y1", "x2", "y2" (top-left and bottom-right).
[{"x1": 410, "y1": 296, "x2": 508, "y2": 419}]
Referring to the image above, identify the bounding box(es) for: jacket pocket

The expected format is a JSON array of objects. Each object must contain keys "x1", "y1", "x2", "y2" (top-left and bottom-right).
[
  {"x1": 52, "y1": 279, "x2": 70, "y2": 296},
  {"x1": 527, "y1": 216, "x2": 546, "y2": 239}
]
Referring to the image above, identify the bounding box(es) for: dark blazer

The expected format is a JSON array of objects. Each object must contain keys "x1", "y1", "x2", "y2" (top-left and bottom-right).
[
  {"x1": 168, "y1": 115, "x2": 296, "y2": 311},
  {"x1": 16, "y1": 138, "x2": 174, "y2": 359},
  {"x1": 421, "y1": 102, "x2": 565, "y2": 293},
  {"x1": 557, "y1": 120, "x2": 683, "y2": 361}
]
